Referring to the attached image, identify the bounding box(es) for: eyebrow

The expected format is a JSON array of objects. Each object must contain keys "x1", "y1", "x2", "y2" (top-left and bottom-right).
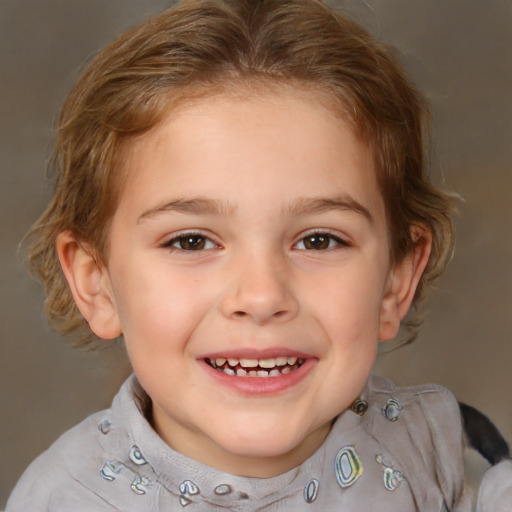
[
  {"x1": 137, "y1": 195, "x2": 373, "y2": 224},
  {"x1": 285, "y1": 196, "x2": 374, "y2": 223},
  {"x1": 137, "y1": 196, "x2": 235, "y2": 223}
]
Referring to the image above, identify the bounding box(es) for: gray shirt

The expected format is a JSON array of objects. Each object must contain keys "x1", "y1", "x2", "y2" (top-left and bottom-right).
[
  {"x1": 476, "y1": 459, "x2": 512, "y2": 512},
  {"x1": 6, "y1": 374, "x2": 494, "y2": 511}
]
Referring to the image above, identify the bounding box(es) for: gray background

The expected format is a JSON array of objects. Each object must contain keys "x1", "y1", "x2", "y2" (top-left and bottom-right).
[{"x1": 1, "y1": 0, "x2": 511, "y2": 507}]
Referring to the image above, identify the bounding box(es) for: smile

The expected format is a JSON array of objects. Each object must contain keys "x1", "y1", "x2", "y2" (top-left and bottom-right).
[{"x1": 205, "y1": 356, "x2": 305, "y2": 377}]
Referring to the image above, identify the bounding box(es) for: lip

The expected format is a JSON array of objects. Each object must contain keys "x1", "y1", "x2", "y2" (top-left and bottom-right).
[
  {"x1": 198, "y1": 347, "x2": 314, "y2": 360},
  {"x1": 198, "y1": 351, "x2": 317, "y2": 396}
]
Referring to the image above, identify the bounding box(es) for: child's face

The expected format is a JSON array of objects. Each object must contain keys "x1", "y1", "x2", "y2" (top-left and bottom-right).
[{"x1": 97, "y1": 91, "x2": 414, "y2": 476}]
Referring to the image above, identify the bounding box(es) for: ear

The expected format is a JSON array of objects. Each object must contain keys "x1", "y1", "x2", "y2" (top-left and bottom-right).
[
  {"x1": 56, "y1": 231, "x2": 122, "y2": 340},
  {"x1": 378, "y1": 225, "x2": 432, "y2": 341}
]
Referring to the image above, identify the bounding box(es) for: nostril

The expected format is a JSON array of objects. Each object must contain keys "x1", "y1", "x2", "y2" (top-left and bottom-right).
[{"x1": 232, "y1": 309, "x2": 288, "y2": 320}]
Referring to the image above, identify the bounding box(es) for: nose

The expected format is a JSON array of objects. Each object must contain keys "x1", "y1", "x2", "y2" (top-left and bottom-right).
[{"x1": 219, "y1": 249, "x2": 299, "y2": 325}]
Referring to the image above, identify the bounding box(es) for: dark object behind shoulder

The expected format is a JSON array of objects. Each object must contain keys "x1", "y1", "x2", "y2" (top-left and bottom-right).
[{"x1": 460, "y1": 402, "x2": 510, "y2": 465}]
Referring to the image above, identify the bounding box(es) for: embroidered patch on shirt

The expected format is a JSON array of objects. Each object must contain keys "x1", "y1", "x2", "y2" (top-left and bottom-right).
[
  {"x1": 214, "y1": 484, "x2": 232, "y2": 496},
  {"x1": 381, "y1": 398, "x2": 402, "y2": 422},
  {"x1": 179, "y1": 480, "x2": 200, "y2": 507},
  {"x1": 375, "y1": 454, "x2": 405, "y2": 491},
  {"x1": 100, "y1": 461, "x2": 121, "y2": 482},
  {"x1": 334, "y1": 446, "x2": 364, "y2": 488},
  {"x1": 303, "y1": 478, "x2": 320, "y2": 503},
  {"x1": 130, "y1": 476, "x2": 150, "y2": 495},
  {"x1": 128, "y1": 445, "x2": 147, "y2": 465}
]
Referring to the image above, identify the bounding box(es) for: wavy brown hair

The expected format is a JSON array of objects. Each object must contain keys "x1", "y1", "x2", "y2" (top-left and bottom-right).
[{"x1": 26, "y1": 0, "x2": 455, "y2": 346}]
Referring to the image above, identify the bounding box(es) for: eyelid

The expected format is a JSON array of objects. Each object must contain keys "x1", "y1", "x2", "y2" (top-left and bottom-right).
[
  {"x1": 160, "y1": 230, "x2": 220, "y2": 250},
  {"x1": 293, "y1": 229, "x2": 351, "y2": 250}
]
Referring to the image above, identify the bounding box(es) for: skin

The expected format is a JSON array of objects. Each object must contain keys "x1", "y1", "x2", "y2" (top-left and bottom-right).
[{"x1": 58, "y1": 91, "x2": 430, "y2": 478}]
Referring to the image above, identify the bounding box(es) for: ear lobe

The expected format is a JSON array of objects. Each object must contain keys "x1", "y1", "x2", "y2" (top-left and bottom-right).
[
  {"x1": 378, "y1": 226, "x2": 432, "y2": 341},
  {"x1": 56, "y1": 231, "x2": 122, "y2": 340}
]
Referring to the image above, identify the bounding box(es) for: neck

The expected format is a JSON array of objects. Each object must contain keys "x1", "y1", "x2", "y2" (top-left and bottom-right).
[{"x1": 152, "y1": 408, "x2": 333, "y2": 478}]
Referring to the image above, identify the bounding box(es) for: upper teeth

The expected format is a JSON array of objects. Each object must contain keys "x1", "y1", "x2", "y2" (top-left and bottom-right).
[{"x1": 214, "y1": 356, "x2": 298, "y2": 368}]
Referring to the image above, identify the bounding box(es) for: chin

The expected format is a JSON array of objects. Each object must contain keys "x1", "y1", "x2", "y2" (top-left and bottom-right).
[{"x1": 213, "y1": 424, "x2": 313, "y2": 460}]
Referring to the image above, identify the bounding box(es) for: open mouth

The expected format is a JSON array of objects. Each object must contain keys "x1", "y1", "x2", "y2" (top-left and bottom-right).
[{"x1": 205, "y1": 356, "x2": 305, "y2": 377}]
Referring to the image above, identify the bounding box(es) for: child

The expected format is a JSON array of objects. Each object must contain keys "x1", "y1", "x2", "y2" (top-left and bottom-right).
[{"x1": 7, "y1": 0, "x2": 511, "y2": 510}]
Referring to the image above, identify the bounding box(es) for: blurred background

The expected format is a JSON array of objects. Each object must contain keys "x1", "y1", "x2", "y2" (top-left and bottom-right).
[{"x1": 1, "y1": 0, "x2": 511, "y2": 506}]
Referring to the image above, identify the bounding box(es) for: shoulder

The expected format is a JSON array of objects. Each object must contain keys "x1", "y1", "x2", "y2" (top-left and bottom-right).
[
  {"x1": 6, "y1": 409, "x2": 113, "y2": 511},
  {"x1": 6, "y1": 376, "x2": 162, "y2": 512},
  {"x1": 367, "y1": 374, "x2": 464, "y2": 451},
  {"x1": 368, "y1": 374, "x2": 462, "y2": 435},
  {"x1": 365, "y1": 375, "x2": 467, "y2": 508},
  {"x1": 476, "y1": 459, "x2": 512, "y2": 512},
  {"x1": 369, "y1": 373, "x2": 459, "y2": 409}
]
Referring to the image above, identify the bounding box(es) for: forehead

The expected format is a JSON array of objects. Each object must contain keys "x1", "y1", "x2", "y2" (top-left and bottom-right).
[{"x1": 116, "y1": 90, "x2": 384, "y2": 224}]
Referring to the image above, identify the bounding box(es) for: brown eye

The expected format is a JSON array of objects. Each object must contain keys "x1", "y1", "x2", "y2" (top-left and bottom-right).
[
  {"x1": 303, "y1": 234, "x2": 330, "y2": 250},
  {"x1": 178, "y1": 235, "x2": 206, "y2": 250},
  {"x1": 295, "y1": 232, "x2": 346, "y2": 251},
  {"x1": 165, "y1": 234, "x2": 216, "y2": 251}
]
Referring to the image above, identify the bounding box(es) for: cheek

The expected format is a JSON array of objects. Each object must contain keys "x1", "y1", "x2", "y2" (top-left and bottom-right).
[
  {"x1": 310, "y1": 268, "x2": 386, "y2": 334},
  {"x1": 110, "y1": 262, "x2": 213, "y2": 350}
]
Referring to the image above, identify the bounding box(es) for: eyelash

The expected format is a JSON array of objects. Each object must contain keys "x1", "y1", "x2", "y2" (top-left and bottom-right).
[
  {"x1": 294, "y1": 231, "x2": 349, "y2": 251},
  {"x1": 161, "y1": 230, "x2": 349, "y2": 252},
  {"x1": 161, "y1": 232, "x2": 218, "y2": 252}
]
